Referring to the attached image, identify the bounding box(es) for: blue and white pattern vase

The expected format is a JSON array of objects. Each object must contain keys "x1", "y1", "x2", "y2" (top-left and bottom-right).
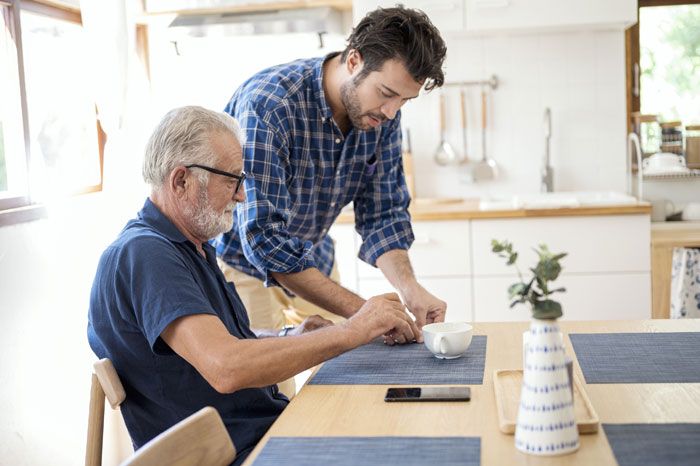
[{"x1": 515, "y1": 318, "x2": 579, "y2": 456}]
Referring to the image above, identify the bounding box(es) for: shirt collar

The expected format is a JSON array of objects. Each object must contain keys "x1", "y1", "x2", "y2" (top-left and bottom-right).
[
  {"x1": 138, "y1": 197, "x2": 189, "y2": 244},
  {"x1": 313, "y1": 52, "x2": 341, "y2": 121}
]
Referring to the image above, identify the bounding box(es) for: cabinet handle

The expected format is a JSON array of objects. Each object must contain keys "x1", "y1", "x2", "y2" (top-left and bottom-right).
[{"x1": 474, "y1": 0, "x2": 510, "y2": 9}]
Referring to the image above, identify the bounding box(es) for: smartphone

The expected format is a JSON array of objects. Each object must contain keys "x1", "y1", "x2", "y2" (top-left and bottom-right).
[{"x1": 384, "y1": 387, "x2": 471, "y2": 402}]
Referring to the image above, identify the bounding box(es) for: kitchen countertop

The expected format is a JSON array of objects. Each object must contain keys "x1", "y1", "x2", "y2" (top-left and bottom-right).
[
  {"x1": 335, "y1": 198, "x2": 651, "y2": 224},
  {"x1": 651, "y1": 221, "x2": 700, "y2": 246}
]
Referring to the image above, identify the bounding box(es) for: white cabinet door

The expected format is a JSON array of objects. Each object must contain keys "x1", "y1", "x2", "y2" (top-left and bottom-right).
[
  {"x1": 473, "y1": 273, "x2": 651, "y2": 322},
  {"x1": 353, "y1": 0, "x2": 465, "y2": 32},
  {"x1": 471, "y1": 215, "x2": 651, "y2": 275},
  {"x1": 358, "y1": 276, "x2": 473, "y2": 322},
  {"x1": 358, "y1": 220, "x2": 472, "y2": 279},
  {"x1": 465, "y1": 0, "x2": 637, "y2": 33}
]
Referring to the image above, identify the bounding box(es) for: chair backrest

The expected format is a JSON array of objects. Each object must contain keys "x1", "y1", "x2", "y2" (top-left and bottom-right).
[
  {"x1": 86, "y1": 358, "x2": 127, "y2": 466},
  {"x1": 119, "y1": 406, "x2": 236, "y2": 466}
]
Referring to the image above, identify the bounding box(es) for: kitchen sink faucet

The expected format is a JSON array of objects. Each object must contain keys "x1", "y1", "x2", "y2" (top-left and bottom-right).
[{"x1": 541, "y1": 107, "x2": 553, "y2": 193}]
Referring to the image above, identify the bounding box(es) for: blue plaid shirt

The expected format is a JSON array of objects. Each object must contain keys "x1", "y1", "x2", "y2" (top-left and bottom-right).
[{"x1": 213, "y1": 54, "x2": 414, "y2": 287}]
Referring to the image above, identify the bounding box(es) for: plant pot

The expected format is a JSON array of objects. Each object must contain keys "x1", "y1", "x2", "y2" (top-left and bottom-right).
[{"x1": 515, "y1": 318, "x2": 579, "y2": 455}]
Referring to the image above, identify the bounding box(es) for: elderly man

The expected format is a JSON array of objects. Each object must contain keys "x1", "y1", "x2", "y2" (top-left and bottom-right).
[
  {"x1": 215, "y1": 6, "x2": 449, "y2": 395},
  {"x1": 87, "y1": 106, "x2": 420, "y2": 465}
]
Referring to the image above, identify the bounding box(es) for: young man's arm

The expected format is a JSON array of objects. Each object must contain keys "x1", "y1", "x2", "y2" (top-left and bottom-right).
[
  {"x1": 375, "y1": 249, "x2": 446, "y2": 327},
  {"x1": 353, "y1": 117, "x2": 447, "y2": 327},
  {"x1": 160, "y1": 293, "x2": 420, "y2": 393},
  {"x1": 270, "y1": 268, "x2": 364, "y2": 319}
]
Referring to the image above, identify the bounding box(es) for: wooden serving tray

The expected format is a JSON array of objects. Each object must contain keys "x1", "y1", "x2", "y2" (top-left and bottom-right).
[{"x1": 493, "y1": 369, "x2": 600, "y2": 434}]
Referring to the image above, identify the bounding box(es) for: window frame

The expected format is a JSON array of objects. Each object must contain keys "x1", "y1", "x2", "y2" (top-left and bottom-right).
[
  {"x1": 0, "y1": 0, "x2": 106, "y2": 226},
  {"x1": 626, "y1": 0, "x2": 700, "y2": 133}
]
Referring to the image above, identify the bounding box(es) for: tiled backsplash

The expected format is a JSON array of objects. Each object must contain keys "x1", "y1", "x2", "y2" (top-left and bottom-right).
[{"x1": 401, "y1": 29, "x2": 628, "y2": 199}]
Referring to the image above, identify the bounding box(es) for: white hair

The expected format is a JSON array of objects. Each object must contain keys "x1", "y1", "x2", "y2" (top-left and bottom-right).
[{"x1": 142, "y1": 106, "x2": 244, "y2": 189}]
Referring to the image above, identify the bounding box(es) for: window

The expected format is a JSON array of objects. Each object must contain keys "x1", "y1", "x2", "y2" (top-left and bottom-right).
[
  {"x1": 0, "y1": 0, "x2": 104, "y2": 225},
  {"x1": 627, "y1": 1, "x2": 700, "y2": 160}
]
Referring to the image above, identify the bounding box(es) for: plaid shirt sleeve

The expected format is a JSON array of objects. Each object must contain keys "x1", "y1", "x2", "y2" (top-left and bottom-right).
[
  {"x1": 353, "y1": 117, "x2": 414, "y2": 267},
  {"x1": 236, "y1": 104, "x2": 317, "y2": 287}
]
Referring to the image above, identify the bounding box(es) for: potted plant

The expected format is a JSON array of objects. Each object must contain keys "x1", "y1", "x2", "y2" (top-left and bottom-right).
[{"x1": 492, "y1": 240, "x2": 579, "y2": 456}]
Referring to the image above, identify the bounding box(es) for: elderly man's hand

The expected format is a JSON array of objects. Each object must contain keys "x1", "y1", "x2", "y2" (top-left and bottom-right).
[
  {"x1": 344, "y1": 293, "x2": 422, "y2": 346},
  {"x1": 289, "y1": 315, "x2": 335, "y2": 336}
]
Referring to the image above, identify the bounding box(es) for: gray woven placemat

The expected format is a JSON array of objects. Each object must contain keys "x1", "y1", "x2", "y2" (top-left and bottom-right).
[
  {"x1": 308, "y1": 336, "x2": 487, "y2": 385},
  {"x1": 250, "y1": 436, "x2": 481, "y2": 466},
  {"x1": 604, "y1": 424, "x2": 700, "y2": 466},
  {"x1": 569, "y1": 332, "x2": 700, "y2": 383}
]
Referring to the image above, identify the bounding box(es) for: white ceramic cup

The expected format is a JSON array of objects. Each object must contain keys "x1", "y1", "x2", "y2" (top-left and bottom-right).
[
  {"x1": 643, "y1": 152, "x2": 686, "y2": 170},
  {"x1": 650, "y1": 199, "x2": 676, "y2": 222},
  {"x1": 423, "y1": 322, "x2": 473, "y2": 359}
]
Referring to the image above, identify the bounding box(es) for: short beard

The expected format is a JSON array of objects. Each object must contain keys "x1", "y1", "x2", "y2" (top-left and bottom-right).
[
  {"x1": 340, "y1": 75, "x2": 386, "y2": 130},
  {"x1": 185, "y1": 185, "x2": 235, "y2": 240}
]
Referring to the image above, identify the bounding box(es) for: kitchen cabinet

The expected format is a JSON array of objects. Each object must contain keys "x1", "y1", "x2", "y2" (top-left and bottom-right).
[
  {"x1": 465, "y1": 0, "x2": 637, "y2": 33},
  {"x1": 353, "y1": 0, "x2": 464, "y2": 32},
  {"x1": 471, "y1": 214, "x2": 651, "y2": 321},
  {"x1": 332, "y1": 211, "x2": 651, "y2": 322}
]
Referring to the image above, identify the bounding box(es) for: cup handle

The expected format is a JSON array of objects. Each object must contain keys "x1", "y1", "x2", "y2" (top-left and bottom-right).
[
  {"x1": 666, "y1": 200, "x2": 676, "y2": 215},
  {"x1": 435, "y1": 334, "x2": 447, "y2": 355}
]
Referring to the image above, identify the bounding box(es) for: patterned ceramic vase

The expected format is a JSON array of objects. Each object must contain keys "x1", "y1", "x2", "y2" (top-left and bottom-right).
[{"x1": 515, "y1": 318, "x2": 579, "y2": 455}]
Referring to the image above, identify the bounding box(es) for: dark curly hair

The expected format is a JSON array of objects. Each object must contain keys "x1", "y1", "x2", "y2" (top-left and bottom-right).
[{"x1": 340, "y1": 5, "x2": 447, "y2": 91}]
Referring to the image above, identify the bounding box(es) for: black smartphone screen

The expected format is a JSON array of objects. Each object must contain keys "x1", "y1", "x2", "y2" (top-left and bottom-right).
[{"x1": 384, "y1": 387, "x2": 471, "y2": 402}]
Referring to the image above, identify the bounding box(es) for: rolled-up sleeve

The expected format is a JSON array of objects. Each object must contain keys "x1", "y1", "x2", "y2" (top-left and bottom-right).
[
  {"x1": 236, "y1": 104, "x2": 317, "y2": 287},
  {"x1": 353, "y1": 117, "x2": 414, "y2": 267}
]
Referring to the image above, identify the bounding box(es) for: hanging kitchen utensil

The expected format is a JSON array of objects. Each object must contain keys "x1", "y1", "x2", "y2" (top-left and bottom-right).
[
  {"x1": 459, "y1": 88, "x2": 469, "y2": 164},
  {"x1": 433, "y1": 91, "x2": 458, "y2": 166},
  {"x1": 473, "y1": 88, "x2": 498, "y2": 181}
]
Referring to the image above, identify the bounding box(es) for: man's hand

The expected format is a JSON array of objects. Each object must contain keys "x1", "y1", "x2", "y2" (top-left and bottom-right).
[
  {"x1": 403, "y1": 283, "x2": 447, "y2": 328},
  {"x1": 343, "y1": 293, "x2": 422, "y2": 346},
  {"x1": 289, "y1": 315, "x2": 334, "y2": 336}
]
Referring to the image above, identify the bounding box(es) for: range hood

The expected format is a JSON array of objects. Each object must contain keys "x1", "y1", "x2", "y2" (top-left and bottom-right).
[{"x1": 168, "y1": 6, "x2": 345, "y2": 37}]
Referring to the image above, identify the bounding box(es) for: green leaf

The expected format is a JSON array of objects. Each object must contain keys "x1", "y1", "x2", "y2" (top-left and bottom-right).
[
  {"x1": 507, "y1": 251, "x2": 518, "y2": 265},
  {"x1": 532, "y1": 299, "x2": 563, "y2": 319},
  {"x1": 508, "y1": 282, "x2": 527, "y2": 299}
]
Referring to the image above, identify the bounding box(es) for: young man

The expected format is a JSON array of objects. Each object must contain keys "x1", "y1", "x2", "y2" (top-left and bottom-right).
[
  {"x1": 214, "y1": 7, "x2": 449, "y2": 391},
  {"x1": 87, "y1": 106, "x2": 420, "y2": 465}
]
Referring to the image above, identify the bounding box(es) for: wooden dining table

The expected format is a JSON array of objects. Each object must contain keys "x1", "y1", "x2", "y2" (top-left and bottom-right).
[{"x1": 243, "y1": 320, "x2": 700, "y2": 465}]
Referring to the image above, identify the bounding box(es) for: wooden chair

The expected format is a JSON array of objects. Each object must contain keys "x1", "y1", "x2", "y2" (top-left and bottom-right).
[
  {"x1": 86, "y1": 358, "x2": 236, "y2": 466},
  {"x1": 120, "y1": 406, "x2": 236, "y2": 466},
  {"x1": 86, "y1": 358, "x2": 128, "y2": 466}
]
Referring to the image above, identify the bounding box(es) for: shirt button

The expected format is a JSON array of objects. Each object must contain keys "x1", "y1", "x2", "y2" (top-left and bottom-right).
[
  {"x1": 335, "y1": 138, "x2": 341, "y2": 144},
  {"x1": 330, "y1": 202, "x2": 336, "y2": 207}
]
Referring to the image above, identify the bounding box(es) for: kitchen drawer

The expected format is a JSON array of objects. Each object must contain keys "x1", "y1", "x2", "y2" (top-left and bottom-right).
[
  {"x1": 358, "y1": 220, "x2": 472, "y2": 279},
  {"x1": 358, "y1": 276, "x2": 473, "y2": 322},
  {"x1": 471, "y1": 215, "x2": 651, "y2": 275},
  {"x1": 473, "y1": 273, "x2": 651, "y2": 322}
]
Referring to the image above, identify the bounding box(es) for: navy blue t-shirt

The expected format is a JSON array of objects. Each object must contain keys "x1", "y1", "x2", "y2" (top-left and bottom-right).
[{"x1": 87, "y1": 198, "x2": 288, "y2": 464}]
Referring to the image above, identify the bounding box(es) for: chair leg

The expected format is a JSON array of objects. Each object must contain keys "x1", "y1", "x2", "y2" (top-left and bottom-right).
[{"x1": 86, "y1": 373, "x2": 105, "y2": 466}]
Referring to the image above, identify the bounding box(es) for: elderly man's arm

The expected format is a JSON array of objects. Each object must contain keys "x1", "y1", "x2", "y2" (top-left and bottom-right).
[{"x1": 160, "y1": 293, "x2": 420, "y2": 393}]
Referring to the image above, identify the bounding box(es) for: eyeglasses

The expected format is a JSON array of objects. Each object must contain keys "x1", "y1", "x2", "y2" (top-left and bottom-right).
[{"x1": 185, "y1": 164, "x2": 247, "y2": 194}]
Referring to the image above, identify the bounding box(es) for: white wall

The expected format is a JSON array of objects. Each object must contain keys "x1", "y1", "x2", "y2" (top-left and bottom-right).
[{"x1": 0, "y1": 192, "x2": 140, "y2": 466}]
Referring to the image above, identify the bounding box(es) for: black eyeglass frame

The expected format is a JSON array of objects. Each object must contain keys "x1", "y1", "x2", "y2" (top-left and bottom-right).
[{"x1": 185, "y1": 164, "x2": 247, "y2": 194}]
